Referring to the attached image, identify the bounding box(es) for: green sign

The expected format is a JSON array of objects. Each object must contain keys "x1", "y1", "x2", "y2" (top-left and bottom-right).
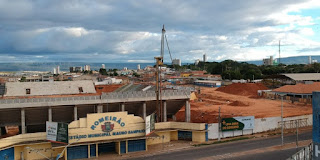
[
  {"x1": 46, "y1": 121, "x2": 68, "y2": 144},
  {"x1": 221, "y1": 116, "x2": 254, "y2": 131},
  {"x1": 221, "y1": 118, "x2": 244, "y2": 131},
  {"x1": 56, "y1": 123, "x2": 68, "y2": 143},
  {"x1": 145, "y1": 113, "x2": 155, "y2": 135}
]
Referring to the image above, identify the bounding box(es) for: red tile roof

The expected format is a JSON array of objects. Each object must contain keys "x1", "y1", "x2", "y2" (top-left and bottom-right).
[{"x1": 273, "y1": 82, "x2": 320, "y2": 94}]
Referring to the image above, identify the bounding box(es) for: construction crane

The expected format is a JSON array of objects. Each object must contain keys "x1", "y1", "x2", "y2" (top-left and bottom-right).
[{"x1": 155, "y1": 25, "x2": 175, "y2": 122}]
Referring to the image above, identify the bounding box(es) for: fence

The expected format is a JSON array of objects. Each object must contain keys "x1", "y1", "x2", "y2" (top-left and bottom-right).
[
  {"x1": 0, "y1": 90, "x2": 191, "y2": 105},
  {"x1": 207, "y1": 114, "x2": 312, "y2": 140},
  {"x1": 287, "y1": 143, "x2": 313, "y2": 160}
]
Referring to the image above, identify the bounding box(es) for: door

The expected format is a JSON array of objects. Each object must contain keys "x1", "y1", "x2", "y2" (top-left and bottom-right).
[
  {"x1": 67, "y1": 145, "x2": 88, "y2": 160},
  {"x1": 128, "y1": 139, "x2": 146, "y2": 152}
]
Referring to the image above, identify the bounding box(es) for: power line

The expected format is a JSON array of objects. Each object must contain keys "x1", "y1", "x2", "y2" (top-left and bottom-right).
[{"x1": 165, "y1": 34, "x2": 173, "y2": 62}]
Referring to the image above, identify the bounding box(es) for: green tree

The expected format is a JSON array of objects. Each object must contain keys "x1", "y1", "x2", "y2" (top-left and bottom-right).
[{"x1": 20, "y1": 76, "x2": 26, "y2": 82}]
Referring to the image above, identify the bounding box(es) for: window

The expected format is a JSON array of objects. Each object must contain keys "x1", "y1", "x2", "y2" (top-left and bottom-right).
[
  {"x1": 26, "y1": 89, "x2": 31, "y2": 94},
  {"x1": 78, "y1": 87, "x2": 83, "y2": 93}
]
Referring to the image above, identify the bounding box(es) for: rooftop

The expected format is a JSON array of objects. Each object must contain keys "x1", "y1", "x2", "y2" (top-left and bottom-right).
[
  {"x1": 282, "y1": 73, "x2": 320, "y2": 81},
  {"x1": 273, "y1": 82, "x2": 320, "y2": 94}
]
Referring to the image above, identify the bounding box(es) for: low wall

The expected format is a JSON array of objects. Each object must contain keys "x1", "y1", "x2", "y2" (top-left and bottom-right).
[
  {"x1": 208, "y1": 114, "x2": 312, "y2": 140},
  {"x1": 155, "y1": 122, "x2": 206, "y2": 131},
  {"x1": 0, "y1": 132, "x2": 46, "y2": 149}
]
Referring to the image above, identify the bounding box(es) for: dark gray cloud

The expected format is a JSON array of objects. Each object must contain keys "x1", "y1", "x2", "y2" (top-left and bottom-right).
[{"x1": 0, "y1": 0, "x2": 319, "y2": 63}]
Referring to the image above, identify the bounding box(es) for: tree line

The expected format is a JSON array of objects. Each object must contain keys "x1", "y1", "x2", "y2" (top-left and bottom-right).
[{"x1": 184, "y1": 60, "x2": 320, "y2": 80}]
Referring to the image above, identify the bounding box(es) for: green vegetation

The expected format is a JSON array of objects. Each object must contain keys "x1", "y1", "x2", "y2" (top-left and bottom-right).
[
  {"x1": 184, "y1": 60, "x2": 320, "y2": 80},
  {"x1": 20, "y1": 76, "x2": 26, "y2": 82}
]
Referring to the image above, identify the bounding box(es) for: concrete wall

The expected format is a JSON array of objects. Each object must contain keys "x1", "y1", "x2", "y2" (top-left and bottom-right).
[
  {"x1": 170, "y1": 131, "x2": 178, "y2": 141},
  {"x1": 147, "y1": 131, "x2": 171, "y2": 145},
  {"x1": 208, "y1": 114, "x2": 312, "y2": 140},
  {"x1": 0, "y1": 132, "x2": 46, "y2": 149},
  {"x1": 156, "y1": 122, "x2": 206, "y2": 131},
  {"x1": 14, "y1": 142, "x2": 64, "y2": 160},
  {"x1": 192, "y1": 131, "x2": 206, "y2": 142},
  {"x1": 5, "y1": 80, "x2": 96, "y2": 97}
]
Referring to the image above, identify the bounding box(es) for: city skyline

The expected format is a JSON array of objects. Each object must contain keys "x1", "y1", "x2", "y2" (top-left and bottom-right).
[{"x1": 0, "y1": 0, "x2": 319, "y2": 63}]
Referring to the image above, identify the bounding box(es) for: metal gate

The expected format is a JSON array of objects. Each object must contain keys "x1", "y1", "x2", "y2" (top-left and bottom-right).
[
  {"x1": 0, "y1": 147, "x2": 14, "y2": 160},
  {"x1": 120, "y1": 141, "x2": 126, "y2": 154},
  {"x1": 67, "y1": 145, "x2": 88, "y2": 160},
  {"x1": 178, "y1": 131, "x2": 192, "y2": 140},
  {"x1": 128, "y1": 139, "x2": 146, "y2": 152},
  {"x1": 90, "y1": 144, "x2": 96, "y2": 157},
  {"x1": 98, "y1": 142, "x2": 115, "y2": 155},
  {"x1": 205, "y1": 124, "x2": 208, "y2": 142}
]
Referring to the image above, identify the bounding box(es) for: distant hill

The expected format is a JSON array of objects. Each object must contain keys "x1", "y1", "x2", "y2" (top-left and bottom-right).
[{"x1": 245, "y1": 55, "x2": 320, "y2": 65}]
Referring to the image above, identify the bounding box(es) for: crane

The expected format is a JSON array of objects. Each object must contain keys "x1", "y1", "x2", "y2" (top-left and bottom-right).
[{"x1": 155, "y1": 24, "x2": 175, "y2": 122}]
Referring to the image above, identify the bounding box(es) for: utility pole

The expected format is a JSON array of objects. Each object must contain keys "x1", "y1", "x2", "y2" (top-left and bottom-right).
[
  {"x1": 296, "y1": 120, "x2": 298, "y2": 148},
  {"x1": 155, "y1": 57, "x2": 163, "y2": 122},
  {"x1": 218, "y1": 106, "x2": 221, "y2": 141},
  {"x1": 281, "y1": 94, "x2": 284, "y2": 146}
]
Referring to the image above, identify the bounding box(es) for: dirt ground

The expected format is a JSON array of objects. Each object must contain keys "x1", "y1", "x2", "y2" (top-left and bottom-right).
[{"x1": 175, "y1": 86, "x2": 312, "y2": 123}]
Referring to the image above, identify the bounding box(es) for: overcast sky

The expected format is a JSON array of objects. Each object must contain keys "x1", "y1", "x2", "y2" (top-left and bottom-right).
[{"x1": 0, "y1": 0, "x2": 320, "y2": 63}]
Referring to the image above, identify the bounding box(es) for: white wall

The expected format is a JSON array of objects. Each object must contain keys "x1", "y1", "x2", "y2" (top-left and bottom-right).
[
  {"x1": 208, "y1": 114, "x2": 312, "y2": 140},
  {"x1": 5, "y1": 80, "x2": 96, "y2": 96}
]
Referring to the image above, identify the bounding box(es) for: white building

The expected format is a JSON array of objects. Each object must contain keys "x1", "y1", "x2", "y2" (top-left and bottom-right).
[
  {"x1": 94, "y1": 77, "x2": 123, "y2": 85},
  {"x1": 57, "y1": 66, "x2": 60, "y2": 74},
  {"x1": 102, "y1": 64, "x2": 105, "y2": 69},
  {"x1": 4, "y1": 80, "x2": 96, "y2": 97},
  {"x1": 53, "y1": 68, "x2": 57, "y2": 74},
  {"x1": 84, "y1": 65, "x2": 91, "y2": 71},
  {"x1": 172, "y1": 59, "x2": 181, "y2": 66},
  {"x1": 309, "y1": 56, "x2": 312, "y2": 64},
  {"x1": 195, "y1": 59, "x2": 200, "y2": 65},
  {"x1": 137, "y1": 64, "x2": 141, "y2": 70},
  {"x1": 263, "y1": 56, "x2": 274, "y2": 66}
]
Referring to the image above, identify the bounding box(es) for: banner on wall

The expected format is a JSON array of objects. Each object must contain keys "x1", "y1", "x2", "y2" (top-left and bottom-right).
[
  {"x1": 46, "y1": 121, "x2": 68, "y2": 144},
  {"x1": 221, "y1": 116, "x2": 254, "y2": 132},
  {"x1": 145, "y1": 113, "x2": 155, "y2": 135}
]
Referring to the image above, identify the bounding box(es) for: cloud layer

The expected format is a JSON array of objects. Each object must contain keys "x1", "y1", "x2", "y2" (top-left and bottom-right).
[{"x1": 0, "y1": 0, "x2": 320, "y2": 63}]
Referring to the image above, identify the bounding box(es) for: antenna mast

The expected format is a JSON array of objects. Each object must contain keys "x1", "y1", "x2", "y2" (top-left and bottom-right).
[
  {"x1": 161, "y1": 25, "x2": 166, "y2": 63},
  {"x1": 279, "y1": 40, "x2": 281, "y2": 65}
]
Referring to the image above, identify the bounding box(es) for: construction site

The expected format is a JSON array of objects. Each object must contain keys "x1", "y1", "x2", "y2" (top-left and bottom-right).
[
  {"x1": 0, "y1": 26, "x2": 316, "y2": 160},
  {"x1": 175, "y1": 83, "x2": 312, "y2": 123}
]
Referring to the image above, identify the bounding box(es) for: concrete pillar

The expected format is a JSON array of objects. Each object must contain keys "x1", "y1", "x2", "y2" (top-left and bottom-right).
[
  {"x1": 185, "y1": 100, "x2": 191, "y2": 122},
  {"x1": 172, "y1": 115, "x2": 176, "y2": 121},
  {"x1": 121, "y1": 103, "x2": 125, "y2": 112},
  {"x1": 88, "y1": 144, "x2": 91, "y2": 158},
  {"x1": 48, "y1": 107, "x2": 52, "y2": 122},
  {"x1": 143, "y1": 102, "x2": 146, "y2": 120},
  {"x1": 21, "y1": 108, "x2": 26, "y2": 134},
  {"x1": 96, "y1": 143, "x2": 99, "y2": 157},
  {"x1": 163, "y1": 101, "x2": 167, "y2": 122},
  {"x1": 97, "y1": 104, "x2": 103, "y2": 113},
  {"x1": 74, "y1": 106, "x2": 78, "y2": 121}
]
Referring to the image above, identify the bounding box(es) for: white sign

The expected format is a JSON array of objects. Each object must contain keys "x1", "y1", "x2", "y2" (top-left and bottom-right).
[
  {"x1": 234, "y1": 116, "x2": 255, "y2": 130},
  {"x1": 46, "y1": 121, "x2": 58, "y2": 141},
  {"x1": 145, "y1": 113, "x2": 155, "y2": 135}
]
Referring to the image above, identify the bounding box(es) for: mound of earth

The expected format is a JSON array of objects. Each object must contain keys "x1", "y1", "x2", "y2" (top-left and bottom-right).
[
  {"x1": 216, "y1": 83, "x2": 268, "y2": 97},
  {"x1": 229, "y1": 100, "x2": 249, "y2": 106}
]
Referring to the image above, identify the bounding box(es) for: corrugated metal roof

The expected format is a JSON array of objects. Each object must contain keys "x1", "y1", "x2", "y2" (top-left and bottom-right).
[
  {"x1": 273, "y1": 82, "x2": 320, "y2": 94},
  {"x1": 282, "y1": 73, "x2": 320, "y2": 81}
]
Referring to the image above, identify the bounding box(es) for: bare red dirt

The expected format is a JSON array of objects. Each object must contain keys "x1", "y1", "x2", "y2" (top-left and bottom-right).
[
  {"x1": 175, "y1": 85, "x2": 312, "y2": 123},
  {"x1": 216, "y1": 83, "x2": 268, "y2": 97}
]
